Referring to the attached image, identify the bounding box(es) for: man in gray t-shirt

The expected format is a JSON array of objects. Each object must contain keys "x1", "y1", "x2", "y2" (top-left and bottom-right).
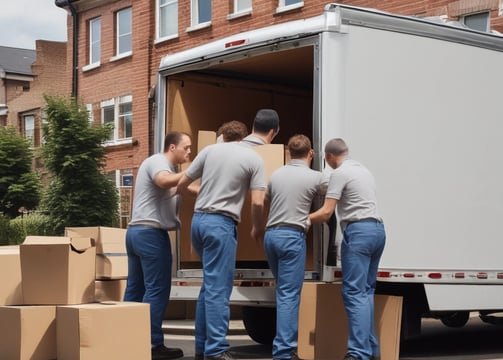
[
  {"x1": 309, "y1": 138, "x2": 386, "y2": 360},
  {"x1": 124, "y1": 131, "x2": 191, "y2": 360},
  {"x1": 177, "y1": 109, "x2": 279, "y2": 360},
  {"x1": 265, "y1": 134, "x2": 327, "y2": 360}
]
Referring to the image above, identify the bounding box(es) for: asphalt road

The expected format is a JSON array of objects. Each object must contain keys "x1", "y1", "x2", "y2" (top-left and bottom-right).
[{"x1": 163, "y1": 314, "x2": 503, "y2": 360}]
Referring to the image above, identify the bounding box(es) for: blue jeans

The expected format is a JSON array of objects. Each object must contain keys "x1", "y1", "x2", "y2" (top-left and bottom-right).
[
  {"x1": 124, "y1": 225, "x2": 172, "y2": 347},
  {"x1": 264, "y1": 227, "x2": 306, "y2": 360},
  {"x1": 191, "y1": 212, "x2": 237, "y2": 357},
  {"x1": 341, "y1": 220, "x2": 386, "y2": 360}
]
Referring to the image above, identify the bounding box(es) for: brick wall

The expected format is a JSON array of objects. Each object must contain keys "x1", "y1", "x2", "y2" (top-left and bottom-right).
[{"x1": 70, "y1": 0, "x2": 503, "y2": 178}]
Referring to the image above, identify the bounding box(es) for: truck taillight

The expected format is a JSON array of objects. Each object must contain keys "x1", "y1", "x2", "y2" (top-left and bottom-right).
[
  {"x1": 454, "y1": 272, "x2": 465, "y2": 279},
  {"x1": 477, "y1": 272, "x2": 488, "y2": 279},
  {"x1": 377, "y1": 271, "x2": 390, "y2": 278},
  {"x1": 403, "y1": 273, "x2": 415, "y2": 278},
  {"x1": 225, "y1": 39, "x2": 248, "y2": 48},
  {"x1": 428, "y1": 273, "x2": 442, "y2": 279},
  {"x1": 498, "y1": 273, "x2": 503, "y2": 279}
]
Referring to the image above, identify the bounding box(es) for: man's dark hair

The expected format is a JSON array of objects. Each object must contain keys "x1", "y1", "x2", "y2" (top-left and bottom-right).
[
  {"x1": 163, "y1": 131, "x2": 189, "y2": 152},
  {"x1": 288, "y1": 134, "x2": 312, "y2": 159},
  {"x1": 253, "y1": 109, "x2": 280, "y2": 135},
  {"x1": 324, "y1": 138, "x2": 348, "y2": 155}
]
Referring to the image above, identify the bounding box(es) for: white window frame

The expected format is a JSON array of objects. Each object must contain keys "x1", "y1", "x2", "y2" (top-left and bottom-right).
[
  {"x1": 87, "y1": 17, "x2": 101, "y2": 69},
  {"x1": 234, "y1": 0, "x2": 251, "y2": 14},
  {"x1": 100, "y1": 95, "x2": 133, "y2": 145},
  {"x1": 156, "y1": 0, "x2": 178, "y2": 42},
  {"x1": 115, "y1": 7, "x2": 132, "y2": 58},
  {"x1": 23, "y1": 114, "x2": 35, "y2": 146},
  {"x1": 275, "y1": 0, "x2": 304, "y2": 14},
  {"x1": 188, "y1": 0, "x2": 212, "y2": 30}
]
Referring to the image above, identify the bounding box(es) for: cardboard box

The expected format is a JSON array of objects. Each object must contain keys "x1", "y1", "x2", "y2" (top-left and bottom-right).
[
  {"x1": 0, "y1": 305, "x2": 56, "y2": 360},
  {"x1": 298, "y1": 282, "x2": 402, "y2": 360},
  {"x1": 57, "y1": 302, "x2": 150, "y2": 360},
  {"x1": 65, "y1": 226, "x2": 128, "y2": 279},
  {"x1": 0, "y1": 245, "x2": 23, "y2": 305},
  {"x1": 20, "y1": 236, "x2": 96, "y2": 305},
  {"x1": 94, "y1": 279, "x2": 127, "y2": 302}
]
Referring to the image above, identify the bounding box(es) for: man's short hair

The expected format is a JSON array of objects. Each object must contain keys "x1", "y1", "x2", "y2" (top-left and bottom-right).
[
  {"x1": 164, "y1": 131, "x2": 189, "y2": 152},
  {"x1": 288, "y1": 134, "x2": 312, "y2": 159},
  {"x1": 217, "y1": 121, "x2": 248, "y2": 142},
  {"x1": 324, "y1": 138, "x2": 348, "y2": 156},
  {"x1": 253, "y1": 109, "x2": 280, "y2": 135}
]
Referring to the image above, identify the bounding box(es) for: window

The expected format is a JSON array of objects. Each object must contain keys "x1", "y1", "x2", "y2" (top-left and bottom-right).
[
  {"x1": 116, "y1": 8, "x2": 132, "y2": 56},
  {"x1": 101, "y1": 96, "x2": 133, "y2": 143},
  {"x1": 462, "y1": 11, "x2": 490, "y2": 32},
  {"x1": 191, "y1": 0, "x2": 211, "y2": 26},
  {"x1": 23, "y1": 115, "x2": 35, "y2": 146},
  {"x1": 277, "y1": 0, "x2": 303, "y2": 12},
  {"x1": 89, "y1": 17, "x2": 101, "y2": 65},
  {"x1": 158, "y1": 0, "x2": 178, "y2": 39},
  {"x1": 234, "y1": 0, "x2": 251, "y2": 14}
]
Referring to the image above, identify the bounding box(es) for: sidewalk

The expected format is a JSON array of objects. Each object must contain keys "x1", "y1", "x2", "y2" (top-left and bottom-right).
[{"x1": 162, "y1": 319, "x2": 247, "y2": 336}]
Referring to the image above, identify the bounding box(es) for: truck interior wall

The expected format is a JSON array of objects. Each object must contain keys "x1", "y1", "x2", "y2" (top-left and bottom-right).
[{"x1": 166, "y1": 72, "x2": 316, "y2": 269}]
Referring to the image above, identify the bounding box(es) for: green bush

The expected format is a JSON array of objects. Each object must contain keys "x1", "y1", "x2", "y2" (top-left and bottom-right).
[{"x1": 8, "y1": 212, "x2": 57, "y2": 245}]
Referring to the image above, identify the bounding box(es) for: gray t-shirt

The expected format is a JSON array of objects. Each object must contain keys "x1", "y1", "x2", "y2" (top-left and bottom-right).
[
  {"x1": 266, "y1": 159, "x2": 327, "y2": 231},
  {"x1": 326, "y1": 158, "x2": 382, "y2": 227},
  {"x1": 129, "y1": 153, "x2": 180, "y2": 230},
  {"x1": 241, "y1": 134, "x2": 266, "y2": 147},
  {"x1": 185, "y1": 142, "x2": 266, "y2": 222}
]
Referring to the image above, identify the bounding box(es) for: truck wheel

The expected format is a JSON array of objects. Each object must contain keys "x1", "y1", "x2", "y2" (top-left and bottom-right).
[
  {"x1": 241, "y1": 306, "x2": 276, "y2": 345},
  {"x1": 440, "y1": 311, "x2": 470, "y2": 328}
]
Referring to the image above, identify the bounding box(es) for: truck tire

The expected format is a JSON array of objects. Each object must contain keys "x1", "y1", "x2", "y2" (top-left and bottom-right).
[
  {"x1": 440, "y1": 311, "x2": 470, "y2": 328},
  {"x1": 241, "y1": 306, "x2": 276, "y2": 345}
]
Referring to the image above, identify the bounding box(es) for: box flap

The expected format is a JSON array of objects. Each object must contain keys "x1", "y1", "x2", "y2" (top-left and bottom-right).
[
  {"x1": 70, "y1": 237, "x2": 95, "y2": 252},
  {"x1": 22, "y1": 236, "x2": 72, "y2": 245}
]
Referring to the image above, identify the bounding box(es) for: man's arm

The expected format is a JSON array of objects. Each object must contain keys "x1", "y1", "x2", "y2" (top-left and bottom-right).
[
  {"x1": 250, "y1": 189, "x2": 266, "y2": 242},
  {"x1": 154, "y1": 170, "x2": 184, "y2": 189},
  {"x1": 309, "y1": 198, "x2": 337, "y2": 224},
  {"x1": 176, "y1": 173, "x2": 196, "y2": 195}
]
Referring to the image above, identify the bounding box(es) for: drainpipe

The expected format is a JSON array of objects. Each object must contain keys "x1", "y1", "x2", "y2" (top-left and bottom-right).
[{"x1": 55, "y1": 0, "x2": 78, "y2": 98}]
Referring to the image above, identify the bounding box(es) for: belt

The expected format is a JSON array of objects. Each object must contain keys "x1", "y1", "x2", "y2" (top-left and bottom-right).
[
  {"x1": 267, "y1": 223, "x2": 306, "y2": 233},
  {"x1": 347, "y1": 218, "x2": 382, "y2": 225}
]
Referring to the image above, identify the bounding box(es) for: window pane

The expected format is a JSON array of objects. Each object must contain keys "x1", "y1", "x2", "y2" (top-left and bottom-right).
[
  {"x1": 160, "y1": 0, "x2": 178, "y2": 37},
  {"x1": 119, "y1": 102, "x2": 132, "y2": 138},
  {"x1": 464, "y1": 12, "x2": 489, "y2": 32},
  {"x1": 117, "y1": 8, "x2": 132, "y2": 54},
  {"x1": 198, "y1": 0, "x2": 211, "y2": 23},
  {"x1": 24, "y1": 115, "x2": 35, "y2": 144},
  {"x1": 285, "y1": 0, "x2": 301, "y2": 5},
  {"x1": 90, "y1": 18, "x2": 101, "y2": 64},
  {"x1": 236, "y1": 0, "x2": 251, "y2": 12},
  {"x1": 103, "y1": 106, "x2": 115, "y2": 140}
]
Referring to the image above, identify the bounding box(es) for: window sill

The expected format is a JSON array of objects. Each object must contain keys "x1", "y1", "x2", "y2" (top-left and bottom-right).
[
  {"x1": 275, "y1": 2, "x2": 304, "y2": 15},
  {"x1": 186, "y1": 21, "x2": 212, "y2": 33},
  {"x1": 103, "y1": 137, "x2": 137, "y2": 148},
  {"x1": 83, "y1": 62, "x2": 101, "y2": 72},
  {"x1": 110, "y1": 51, "x2": 132, "y2": 62},
  {"x1": 154, "y1": 34, "x2": 179, "y2": 45},
  {"x1": 227, "y1": 9, "x2": 252, "y2": 20}
]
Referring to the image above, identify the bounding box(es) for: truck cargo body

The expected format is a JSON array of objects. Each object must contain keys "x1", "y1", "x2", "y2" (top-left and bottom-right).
[{"x1": 156, "y1": 3, "x2": 503, "y2": 338}]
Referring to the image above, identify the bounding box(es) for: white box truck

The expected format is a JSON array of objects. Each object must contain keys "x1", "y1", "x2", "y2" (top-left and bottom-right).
[{"x1": 155, "y1": 3, "x2": 503, "y2": 341}]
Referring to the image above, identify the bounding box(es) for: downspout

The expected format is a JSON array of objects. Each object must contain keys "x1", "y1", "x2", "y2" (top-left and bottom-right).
[{"x1": 55, "y1": 0, "x2": 78, "y2": 98}]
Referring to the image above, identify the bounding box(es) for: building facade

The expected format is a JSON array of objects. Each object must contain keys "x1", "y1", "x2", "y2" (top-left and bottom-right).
[{"x1": 56, "y1": 0, "x2": 503, "y2": 225}]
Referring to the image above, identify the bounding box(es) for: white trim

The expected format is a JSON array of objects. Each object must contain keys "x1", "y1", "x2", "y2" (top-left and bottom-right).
[
  {"x1": 275, "y1": 1, "x2": 304, "y2": 14},
  {"x1": 186, "y1": 21, "x2": 211, "y2": 33},
  {"x1": 154, "y1": 34, "x2": 179, "y2": 45},
  {"x1": 110, "y1": 51, "x2": 132, "y2": 62},
  {"x1": 227, "y1": 9, "x2": 252, "y2": 20},
  {"x1": 82, "y1": 62, "x2": 100, "y2": 72}
]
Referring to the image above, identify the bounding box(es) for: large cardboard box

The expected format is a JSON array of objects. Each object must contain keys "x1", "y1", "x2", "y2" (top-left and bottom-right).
[
  {"x1": 94, "y1": 279, "x2": 127, "y2": 302},
  {"x1": 56, "y1": 302, "x2": 150, "y2": 360},
  {"x1": 298, "y1": 282, "x2": 402, "y2": 360},
  {"x1": 0, "y1": 245, "x2": 23, "y2": 305},
  {"x1": 0, "y1": 305, "x2": 56, "y2": 360},
  {"x1": 65, "y1": 226, "x2": 128, "y2": 279},
  {"x1": 20, "y1": 236, "x2": 96, "y2": 305}
]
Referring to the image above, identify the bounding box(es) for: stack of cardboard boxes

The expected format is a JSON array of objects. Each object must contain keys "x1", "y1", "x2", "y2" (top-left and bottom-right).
[{"x1": 0, "y1": 227, "x2": 149, "y2": 360}]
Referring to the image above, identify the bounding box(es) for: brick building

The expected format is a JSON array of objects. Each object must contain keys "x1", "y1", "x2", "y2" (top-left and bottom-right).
[
  {"x1": 55, "y1": 0, "x2": 503, "y2": 225},
  {"x1": 0, "y1": 40, "x2": 68, "y2": 182}
]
